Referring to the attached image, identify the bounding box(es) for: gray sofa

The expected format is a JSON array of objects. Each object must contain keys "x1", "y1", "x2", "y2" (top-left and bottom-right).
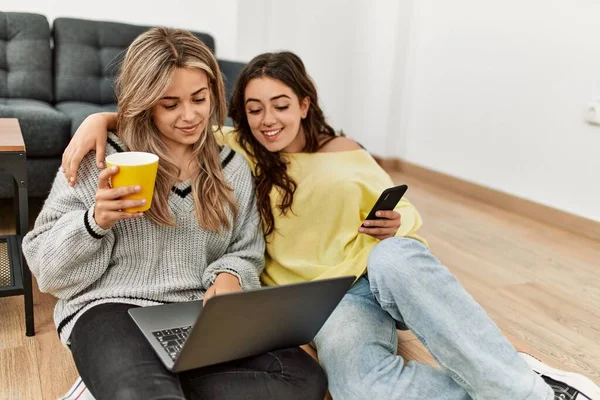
[{"x1": 0, "y1": 12, "x2": 245, "y2": 198}]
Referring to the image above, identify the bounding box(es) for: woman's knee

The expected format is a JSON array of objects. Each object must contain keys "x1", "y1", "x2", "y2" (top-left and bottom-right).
[
  {"x1": 273, "y1": 347, "x2": 328, "y2": 400},
  {"x1": 367, "y1": 237, "x2": 428, "y2": 280},
  {"x1": 298, "y1": 361, "x2": 328, "y2": 400}
]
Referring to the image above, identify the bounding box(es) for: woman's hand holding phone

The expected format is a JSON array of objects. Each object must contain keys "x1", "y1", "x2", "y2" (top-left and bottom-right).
[
  {"x1": 359, "y1": 210, "x2": 402, "y2": 240},
  {"x1": 359, "y1": 184, "x2": 407, "y2": 240}
]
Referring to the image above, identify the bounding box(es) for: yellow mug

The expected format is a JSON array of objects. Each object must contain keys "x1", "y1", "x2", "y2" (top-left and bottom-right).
[{"x1": 105, "y1": 152, "x2": 159, "y2": 212}]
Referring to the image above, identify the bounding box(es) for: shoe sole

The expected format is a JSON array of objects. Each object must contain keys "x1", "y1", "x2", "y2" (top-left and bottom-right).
[{"x1": 520, "y1": 352, "x2": 599, "y2": 400}]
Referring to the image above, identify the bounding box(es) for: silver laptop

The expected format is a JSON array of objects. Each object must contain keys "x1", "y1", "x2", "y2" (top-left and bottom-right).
[{"x1": 128, "y1": 276, "x2": 354, "y2": 372}]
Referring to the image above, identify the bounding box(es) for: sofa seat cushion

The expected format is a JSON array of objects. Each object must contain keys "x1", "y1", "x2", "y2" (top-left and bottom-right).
[
  {"x1": 55, "y1": 101, "x2": 117, "y2": 136},
  {"x1": 0, "y1": 98, "x2": 70, "y2": 157}
]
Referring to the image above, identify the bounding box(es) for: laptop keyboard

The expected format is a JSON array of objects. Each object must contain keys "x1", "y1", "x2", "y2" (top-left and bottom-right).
[{"x1": 152, "y1": 325, "x2": 192, "y2": 360}]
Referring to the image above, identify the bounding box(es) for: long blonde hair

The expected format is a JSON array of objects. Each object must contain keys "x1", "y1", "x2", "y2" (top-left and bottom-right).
[{"x1": 115, "y1": 27, "x2": 236, "y2": 231}]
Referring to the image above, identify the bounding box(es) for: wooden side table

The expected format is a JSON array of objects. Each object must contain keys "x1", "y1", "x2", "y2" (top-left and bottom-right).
[{"x1": 0, "y1": 118, "x2": 34, "y2": 336}]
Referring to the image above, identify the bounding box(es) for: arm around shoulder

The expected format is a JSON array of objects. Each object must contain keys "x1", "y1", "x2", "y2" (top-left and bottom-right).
[{"x1": 64, "y1": 112, "x2": 118, "y2": 184}]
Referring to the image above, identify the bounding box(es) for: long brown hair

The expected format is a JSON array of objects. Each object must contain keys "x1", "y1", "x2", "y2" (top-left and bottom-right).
[
  {"x1": 115, "y1": 27, "x2": 236, "y2": 231},
  {"x1": 228, "y1": 51, "x2": 339, "y2": 236}
]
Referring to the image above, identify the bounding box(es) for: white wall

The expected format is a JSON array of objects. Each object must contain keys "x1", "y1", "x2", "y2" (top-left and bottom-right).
[
  {"x1": 2, "y1": 0, "x2": 239, "y2": 59},
  {"x1": 401, "y1": 0, "x2": 600, "y2": 222},
  {"x1": 237, "y1": 0, "x2": 409, "y2": 154},
  {"x1": 237, "y1": 0, "x2": 361, "y2": 134}
]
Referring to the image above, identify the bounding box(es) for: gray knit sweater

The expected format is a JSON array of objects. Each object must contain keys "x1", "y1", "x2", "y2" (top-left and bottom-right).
[{"x1": 22, "y1": 133, "x2": 265, "y2": 345}]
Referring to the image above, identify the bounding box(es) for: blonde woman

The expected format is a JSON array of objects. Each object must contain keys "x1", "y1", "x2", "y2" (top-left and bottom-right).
[{"x1": 22, "y1": 29, "x2": 326, "y2": 400}]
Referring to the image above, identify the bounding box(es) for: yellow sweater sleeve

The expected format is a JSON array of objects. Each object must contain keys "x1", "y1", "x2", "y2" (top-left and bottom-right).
[{"x1": 394, "y1": 197, "x2": 428, "y2": 246}]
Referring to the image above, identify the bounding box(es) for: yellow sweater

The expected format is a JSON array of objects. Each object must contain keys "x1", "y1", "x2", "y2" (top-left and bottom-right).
[{"x1": 216, "y1": 128, "x2": 426, "y2": 286}]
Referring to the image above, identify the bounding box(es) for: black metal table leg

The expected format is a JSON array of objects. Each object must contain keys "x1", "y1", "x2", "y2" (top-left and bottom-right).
[
  {"x1": 16, "y1": 182, "x2": 34, "y2": 337},
  {"x1": 6, "y1": 151, "x2": 35, "y2": 336}
]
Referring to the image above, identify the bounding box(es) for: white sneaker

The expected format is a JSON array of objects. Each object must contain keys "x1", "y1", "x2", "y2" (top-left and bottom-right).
[
  {"x1": 57, "y1": 377, "x2": 96, "y2": 400},
  {"x1": 519, "y1": 352, "x2": 600, "y2": 400}
]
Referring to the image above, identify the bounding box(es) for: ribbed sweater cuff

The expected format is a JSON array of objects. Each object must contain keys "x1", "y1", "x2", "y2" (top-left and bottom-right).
[
  {"x1": 203, "y1": 267, "x2": 262, "y2": 291},
  {"x1": 84, "y1": 207, "x2": 111, "y2": 239}
]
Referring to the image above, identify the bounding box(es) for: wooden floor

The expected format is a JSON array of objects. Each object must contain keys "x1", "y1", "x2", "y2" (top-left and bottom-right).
[{"x1": 1, "y1": 169, "x2": 599, "y2": 399}]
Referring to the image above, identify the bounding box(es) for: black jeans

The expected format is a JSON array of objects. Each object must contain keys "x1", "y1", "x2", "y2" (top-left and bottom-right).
[{"x1": 70, "y1": 303, "x2": 328, "y2": 400}]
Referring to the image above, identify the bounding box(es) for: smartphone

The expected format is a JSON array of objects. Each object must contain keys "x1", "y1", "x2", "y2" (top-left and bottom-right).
[{"x1": 363, "y1": 184, "x2": 408, "y2": 223}]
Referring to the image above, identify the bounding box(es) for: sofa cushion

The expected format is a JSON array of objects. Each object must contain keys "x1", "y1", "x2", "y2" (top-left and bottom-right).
[
  {"x1": 0, "y1": 98, "x2": 71, "y2": 157},
  {"x1": 55, "y1": 101, "x2": 118, "y2": 136},
  {"x1": 0, "y1": 12, "x2": 52, "y2": 102},
  {"x1": 53, "y1": 18, "x2": 215, "y2": 105}
]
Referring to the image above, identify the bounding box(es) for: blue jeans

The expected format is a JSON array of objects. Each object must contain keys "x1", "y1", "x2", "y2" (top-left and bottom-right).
[
  {"x1": 70, "y1": 303, "x2": 327, "y2": 400},
  {"x1": 312, "y1": 237, "x2": 553, "y2": 400}
]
